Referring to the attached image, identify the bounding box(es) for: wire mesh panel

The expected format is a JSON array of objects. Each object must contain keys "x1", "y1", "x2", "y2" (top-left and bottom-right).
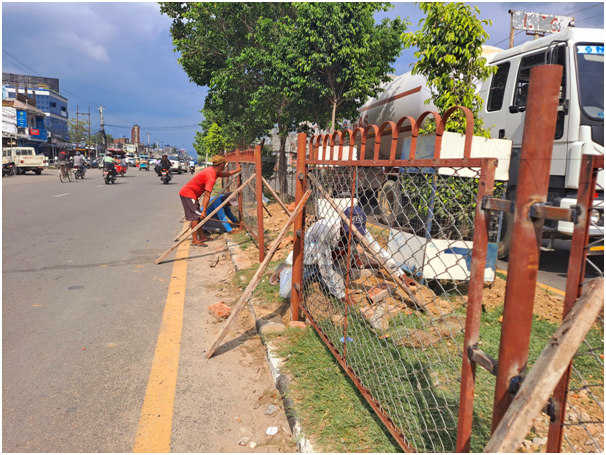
[
  {"x1": 561, "y1": 166, "x2": 604, "y2": 454},
  {"x1": 299, "y1": 162, "x2": 500, "y2": 452},
  {"x1": 240, "y1": 160, "x2": 259, "y2": 245}
]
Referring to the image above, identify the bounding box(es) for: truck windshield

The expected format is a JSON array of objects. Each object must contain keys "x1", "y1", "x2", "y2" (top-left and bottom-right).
[
  {"x1": 168, "y1": 155, "x2": 179, "y2": 161},
  {"x1": 575, "y1": 44, "x2": 604, "y2": 121}
]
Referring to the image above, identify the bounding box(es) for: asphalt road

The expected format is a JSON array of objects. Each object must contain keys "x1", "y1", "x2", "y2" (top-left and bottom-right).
[{"x1": 2, "y1": 167, "x2": 187, "y2": 452}]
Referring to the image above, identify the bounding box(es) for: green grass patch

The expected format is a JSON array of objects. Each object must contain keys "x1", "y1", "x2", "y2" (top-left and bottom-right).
[
  {"x1": 231, "y1": 259, "x2": 284, "y2": 303},
  {"x1": 495, "y1": 271, "x2": 507, "y2": 281},
  {"x1": 277, "y1": 297, "x2": 604, "y2": 452}
]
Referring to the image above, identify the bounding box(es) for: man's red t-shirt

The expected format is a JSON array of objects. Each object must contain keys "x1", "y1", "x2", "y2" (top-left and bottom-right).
[{"x1": 179, "y1": 166, "x2": 218, "y2": 200}]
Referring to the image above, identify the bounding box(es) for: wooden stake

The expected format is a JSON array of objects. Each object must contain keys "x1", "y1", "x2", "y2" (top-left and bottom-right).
[
  {"x1": 309, "y1": 174, "x2": 421, "y2": 309},
  {"x1": 206, "y1": 190, "x2": 311, "y2": 359},
  {"x1": 484, "y1": 278, "x2": 604, "y2": 453},
  {"x1": 174, "y1": 171, "x2": 243, "y2": 242},
  {"x1": 157, "y1": 174, "x2": 255, "y2": 264},
  {"x1": 262, "y1": 176, "x2": 290, "y2": 216}
]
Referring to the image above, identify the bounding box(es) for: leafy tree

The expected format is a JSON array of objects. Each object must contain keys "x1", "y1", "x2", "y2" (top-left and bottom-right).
[
  {"x1": 276, "y1": 3, "x2": 409, "y2": 132},
  {"x1": 401, "y1": 2, "x2": 496, "y2": 137},
  {"x1": 68, "y1": 118, "x2": 90, "y2": 144}
]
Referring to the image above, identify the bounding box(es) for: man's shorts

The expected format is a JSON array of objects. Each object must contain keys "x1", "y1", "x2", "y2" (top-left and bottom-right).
[{"x1": 180, "y1": 195, "x2": 201, "y2": 221}]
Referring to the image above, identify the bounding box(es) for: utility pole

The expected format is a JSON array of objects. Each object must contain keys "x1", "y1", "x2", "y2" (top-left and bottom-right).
[
  {"x1": 76, "y1": 106, "x2": 79, "y2": 153},
  {"x1": 88, "y1": 106, "x2": 91, "y2": 157},
  {"x1": 98, "y1": 105, "x2": 108, "y2": 153},
  {"x1": 508, "y1": 10, "x2": 515, "y2": 48}
]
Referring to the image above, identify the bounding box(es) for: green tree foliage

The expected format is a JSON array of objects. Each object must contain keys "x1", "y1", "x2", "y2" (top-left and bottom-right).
[
  {"x1": 68, "y1": 118, "x2": 90, "y2": 144},
  {"x1": 401, "y1": 3, "x2": 496, "y2": 136},
  {"x1": 275, "y1": 3, "x2": 408, "y2": 132}
]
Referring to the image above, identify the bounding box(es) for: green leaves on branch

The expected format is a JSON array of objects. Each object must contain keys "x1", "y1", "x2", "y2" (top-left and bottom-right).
[{"x1": 401, "y1": 2, "x2": 496, "y2": 137}]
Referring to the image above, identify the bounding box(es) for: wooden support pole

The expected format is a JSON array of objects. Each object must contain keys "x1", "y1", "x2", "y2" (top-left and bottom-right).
[
  {"x1": 484, "y1": 278, "x2": 604, "y2": 453},
  {"x1": 262, "y1": 176, "x2": 290, "y2": 216},
  {"x1": 156, "y1": 174, "x2": 255, "y2": 264},
  {"x1": 177, "y1": 171, "x2": 241, "y2": 225},
  {"x1": 206, "y1": 189, "x2": 312, "y2": 359},
  {"x1": 174, "y1": 171, "x2": 242, "y2": 241},
  {"x1": 309, "y1": 174, "x2": 421, "y2": 309}
]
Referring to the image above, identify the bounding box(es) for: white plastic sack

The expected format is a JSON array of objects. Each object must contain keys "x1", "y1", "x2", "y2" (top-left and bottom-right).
[
  {"x1": 279, "y1": 267, "x2": 293, "y2": 299},
  {"x1": 285, "y1": 250, "x2": 293, "y2": 265},
  {"x1": 262, "y1": 195, "x2": 270, "y2": 204}
]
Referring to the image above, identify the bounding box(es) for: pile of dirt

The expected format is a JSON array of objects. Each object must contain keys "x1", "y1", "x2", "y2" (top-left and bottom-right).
[{"x1": 482, "y1": 276, "x2": 565, "y2": 324}]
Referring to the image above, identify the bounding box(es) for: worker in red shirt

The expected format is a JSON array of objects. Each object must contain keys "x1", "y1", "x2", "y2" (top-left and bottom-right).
[{"x1": 179, "y1": 155, "x2": 241, "y2": 246}]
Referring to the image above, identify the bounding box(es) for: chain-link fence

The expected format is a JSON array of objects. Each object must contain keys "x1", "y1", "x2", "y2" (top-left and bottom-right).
[
  {"x1": 297, "y1": 159, "x2": 501, "y2": 452},
  {"x1": 268, "y1": 151, "x2": 297, "y2": 202}
]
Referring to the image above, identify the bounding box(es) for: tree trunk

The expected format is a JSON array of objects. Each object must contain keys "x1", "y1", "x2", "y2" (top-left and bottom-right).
[{"x1": 331, "y1": 100, "x2": 337, "y2": 134}]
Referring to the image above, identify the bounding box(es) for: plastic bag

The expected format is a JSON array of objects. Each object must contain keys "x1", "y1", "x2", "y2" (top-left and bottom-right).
[
  {"x1": 279, "y1": 267, "x2": 293, "y2": 299},
  {"x1": 285, "y1": 250, "x2": 293, "y2": 265}
]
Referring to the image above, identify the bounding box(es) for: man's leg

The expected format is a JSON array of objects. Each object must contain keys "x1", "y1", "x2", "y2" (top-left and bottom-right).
[{"x1": 190, "y1": 219, "x2": 209, "y2": 245}]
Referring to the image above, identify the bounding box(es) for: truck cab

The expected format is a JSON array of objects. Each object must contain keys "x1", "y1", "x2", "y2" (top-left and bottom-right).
[{"x1": 479, "y1": 28, "x2": 604, "y2": 251}]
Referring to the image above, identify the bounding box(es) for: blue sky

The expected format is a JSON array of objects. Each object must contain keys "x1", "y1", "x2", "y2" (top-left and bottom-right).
[{"x1": 2, "y1": 2, "x2": 604, "y2": 154}]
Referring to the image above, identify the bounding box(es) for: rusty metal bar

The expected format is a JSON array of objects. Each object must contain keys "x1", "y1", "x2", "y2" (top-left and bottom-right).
[
  {"x1": 491, "y1": 64, "x2": 564, "y2": 432},
  {"x1": 468, "y1": 348, "x2": 499, "y2": 377},
  {"x1": 546, "y1": 154, "x2": 600, "y2": 452},
  {"x1": 529, "y1": 204, "x2": 578, "y2": 222},
  {"x1": 482, "y1": 197, "x2": 514, "y2": 213},
  {"x1": 456, "y1": 158, "x2": 497, "y2": 452},
  {"x1": 255, "y1": 144, "x2": 265, "y2": 263},
  {"x1": 299, "y1": 304, "x2": 415, "y2": 453},
  {"x1": 291, "y1": 133, "x2": 307, "y2": 322},
  {"x1": 236, "y1": 149, "x2": 243, "y2": 229},
  {"x1": 306, "y1": 158, "x2": 484, "y2": 167}
]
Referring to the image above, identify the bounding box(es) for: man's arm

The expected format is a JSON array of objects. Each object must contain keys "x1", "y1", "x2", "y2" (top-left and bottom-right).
[
  {"x1": 200, "y1": 191, "x2": 212, "y2": 219},
  {"x1": 218, "y1": 165, "x2": 241, "y2": 178},
  {"x1": 364, "y1": 231, "x2": 404, "y2": 278}
]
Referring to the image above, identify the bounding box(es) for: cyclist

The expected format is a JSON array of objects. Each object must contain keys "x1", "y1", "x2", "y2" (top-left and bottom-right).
[
  {"x1": 73, "y1": 152, "x2": 86, "y2": 177},
  {"x1": 103, "y1": 151, "x2": 117, "y2": 178},
  {"x1": 155, "y1": 153, "x2": 172, "y2": 177},
  {"x1": 58, "y1": 149, "x2": 69, "y2": 175}
]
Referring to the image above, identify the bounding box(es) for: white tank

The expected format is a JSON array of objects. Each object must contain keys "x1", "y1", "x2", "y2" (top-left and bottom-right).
[{"x1": 346, "y1": 45, "x2": 504, "y2": 160}]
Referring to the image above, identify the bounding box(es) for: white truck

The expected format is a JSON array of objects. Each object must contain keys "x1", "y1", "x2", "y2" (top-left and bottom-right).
[
  {"x1": 2, "y1": 147, "x2": 48, "y2": 175},
  {"x1": 348, "y1": 27, "x2": 604, "y2": 258}
]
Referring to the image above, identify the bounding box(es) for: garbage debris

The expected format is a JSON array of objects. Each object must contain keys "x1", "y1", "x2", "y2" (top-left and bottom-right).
[
  {"x1": 265, "y1": 404, "x2": 278, "y2": 415},
  {"x1": 340, "y1": 337, "x2": 354, "y2": 343},
  {"x1": 209, "y1": 301, "x2": 231, "y2": 319},
  {"x1": 266, "y1": 426, "x2": 278, "y2": 436},
  {"x1": 249, "y1": 441, "x2": 257, "y2": 449},
  {"x1": 238, "y1": 437, "x2": 250, "y2": 445}
]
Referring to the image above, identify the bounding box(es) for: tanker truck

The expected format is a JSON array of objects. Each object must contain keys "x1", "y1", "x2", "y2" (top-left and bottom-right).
[{"x1": 343, "y1": 27, "x2": 603, "y2": 259}]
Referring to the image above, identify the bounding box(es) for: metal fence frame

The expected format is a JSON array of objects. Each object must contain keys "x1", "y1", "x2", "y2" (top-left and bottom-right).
[
  {"x1": 288, "y1": 64, "x2": 603, "y2": 452},
  {"x1": 224, "y1": 145, "x2": 266, "y2": 262}
]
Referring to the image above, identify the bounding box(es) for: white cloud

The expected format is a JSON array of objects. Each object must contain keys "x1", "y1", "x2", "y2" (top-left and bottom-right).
[{"x1": 57, "y1": 32, "x2": 111, "y2": 63}]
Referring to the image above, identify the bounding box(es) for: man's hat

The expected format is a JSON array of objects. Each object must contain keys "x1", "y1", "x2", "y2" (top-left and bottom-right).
[
  {"x1": 212, "y1": 155, "x2": 226, "y2": 166},
  {"x1": 343, "y1": 206, "x2": 367, "y2": 237}
]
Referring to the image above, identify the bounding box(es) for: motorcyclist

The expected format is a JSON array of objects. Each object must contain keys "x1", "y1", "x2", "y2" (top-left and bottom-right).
[
  {"x1": 73, "y1": 152, "x2": 86, "y2": 176},
  {"x1": 102, "y1": 151, "x2": 117, "y2": 177},
  {"x1": 155, "y1": 153, "x2": 172, "y2": 177}
]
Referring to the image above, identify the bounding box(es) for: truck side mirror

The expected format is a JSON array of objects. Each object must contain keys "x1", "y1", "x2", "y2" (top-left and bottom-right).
[{"x1": 509, "y1": 105, "x2": 526, "y2": 114}]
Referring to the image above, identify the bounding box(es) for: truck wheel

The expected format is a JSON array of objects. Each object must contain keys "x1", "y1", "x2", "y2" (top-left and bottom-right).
[
  {"x1": 378, "y1": 180, "x2": 403, "y2": 227},
  {"x1": 497, "y1": 190, "x2": 515, "y2": 259},
  {"x1": 178, "y1": 169, "x2": 182, "y2": 175},
  {"x1": 35, "y1": 170, "x2": 41, "y2": 175}
]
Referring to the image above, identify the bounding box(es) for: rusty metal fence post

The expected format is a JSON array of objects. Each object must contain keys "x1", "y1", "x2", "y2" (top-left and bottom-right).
[
  {"x1": 291, "y1": 132, "x2": 308, "y2": 322},
  {"x1": 236, "y1": 148, "x2": 243, "y2": 229},
  {"x1": 255, "y1": 144, "x2": 266, "y2": 262},
  {"x1": 546, "y1": 154, "x2": 603, "y2": 452},
  {"x1": 491, "y1": 64, "x2": 564, "y2": 431},
  {"x1": 456, "y1": 158, "x2": 498, "y2": 452}
]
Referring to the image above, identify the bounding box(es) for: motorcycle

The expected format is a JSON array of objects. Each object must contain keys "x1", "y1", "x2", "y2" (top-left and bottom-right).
[
  {"x1": 103, "y1": 167, "x2": 116, "y2": 185},
  {"x1": 190, "y1": 164, "x2": 195, "y2": 174},
  {"x1": 160, "y1": 169, "x2": 172, "y2": 185},
  {"x1": 2, "y1": 162, "x2": 15, "y2": 177},
  {"x1": 74, "y1": 165, "x2": 86, "y2": 179}
]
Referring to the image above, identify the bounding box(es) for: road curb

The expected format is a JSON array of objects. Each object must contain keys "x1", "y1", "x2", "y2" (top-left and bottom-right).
[{"x1": 224, "y1": 237, "x2": 314, "y2": 453}]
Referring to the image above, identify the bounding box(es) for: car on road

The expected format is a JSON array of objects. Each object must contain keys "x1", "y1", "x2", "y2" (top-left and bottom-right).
[
  {"x1": 167, "y1": 155, "x2": 183, "y2": 174},
  {"x1": 2, "y1": 147, "x2": 48, "y2": 175}
]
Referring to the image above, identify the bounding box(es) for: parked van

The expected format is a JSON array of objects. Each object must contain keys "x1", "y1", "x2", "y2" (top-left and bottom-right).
[{"x1": 2, "y1": 147, "x2": 48, "y2": 175}]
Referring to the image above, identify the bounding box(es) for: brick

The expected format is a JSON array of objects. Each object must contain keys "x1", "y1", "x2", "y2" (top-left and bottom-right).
[
  {"x1": 288, "y1": 202, "x2": 296, "y2": 212},
  {"x1": 208, "y1": 302, "x2": 231, "y2": 319},
  {"x1": 288, "y1": 321, "x2": 307, "y2": 330},
  {"x1": 366, "y1": 282, "x2": 397, "y2": 305}
]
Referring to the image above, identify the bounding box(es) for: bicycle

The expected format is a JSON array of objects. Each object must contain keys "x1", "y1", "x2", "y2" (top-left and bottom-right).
[{"x1": 58, "y1": 163, "x2": 72, "y2": 183}]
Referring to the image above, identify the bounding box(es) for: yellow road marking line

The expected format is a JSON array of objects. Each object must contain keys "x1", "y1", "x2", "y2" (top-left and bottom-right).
[
  {"x1": 133, "y1": 242, "x2": 190, "y2": 453},
  {"x1": 496, "y1": 268, "x2": 565, "y2": 297}
]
